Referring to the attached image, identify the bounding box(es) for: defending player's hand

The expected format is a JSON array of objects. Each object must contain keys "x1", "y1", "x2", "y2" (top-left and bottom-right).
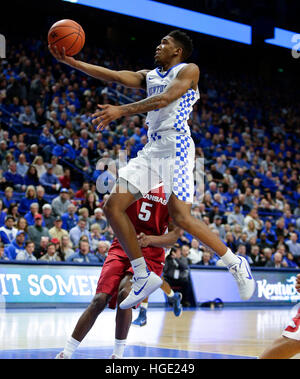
[
  {"x1": 296, "y1": 274, "x2": 300, "y2": 293},
  {"x1": 92, "y1": 104, "x2": 123, "y2": 131}
]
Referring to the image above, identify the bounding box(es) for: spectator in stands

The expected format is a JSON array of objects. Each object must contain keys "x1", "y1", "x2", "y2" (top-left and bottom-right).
[
  {"x1": 244, "y1": 208, "x2": 263, "y2": 231},
  {"x1": 49, "y1": 216, "x2": 69, "y2": 243},
  {"x1": 69, "y1": 218, "x2": 91, "y2": 248},
  {"x1": 3, "y1": 161, "x2": 25, "y2": 191},
  {"x1": 16, "y1": 153, "x2": 29, "y2": 178},
  {"x1": 198, "y1": 249, "x2": 214, "y2": 266},
  {"x1": 0, "y1": 215, "x2": 18, "y2": 245},
  {"x1": 286, "y1": 233, "x2": 300, "y2": 265},
  {"x1": 59, "y1": 235, "x2": 74, "y2": 261},
  {"x1": 163, "y1": 245, "x2": 191, "y2": 307},
  {"x1": 39, "y1": 242, "x2": 61, "y2": 262},
  {"x1": 227, "y1": 204, "x2": 245, "y2": 227},
  {"x1": 94, "y1": 240, "x2": 110, "y2": 263},
  {"x1": 18, "y1": 185, "x2": 37, "y2": 215},
  {"x1": 66, "y1": 239, "x2": 99, "y2": 263},
  {"x1": 32, "y1": 156, "x2": 47, "y2": 178},
  {"x1": 24, "y1": 165, "x2": 39, "y2": 186},
  {"x1": 0, "y1": 199, "x2": 7, "y2": 227},
  {"x1": 90, "y1": 207, "x2": 108, "y2": 232},
  {"x1": 265, "y1": 252, "x2": 287, "y2": 268},
  {"x1": 36, "y1": 185, "x2": 48, "y2": 212},
  {"x1": 242, "y1": 220, "x2": 258, "y2": 241},
  {"x1": 27, "y1": 213, "x2": 51, "y2": 254},
  {"x1": 61, "y1": 203, "x2": 78, "y2": 231},
  {"x1": 187, "y1": 238, "x2": 203, "y2": 264},
  {"x1": 0, "y1": 242, "x2": 9, "y2": 261},
  {"x1": 237, "y1": 244, "x2": 253, "y2": 265},
  {"x1": 24, "y1": 202, "x2": 40, "y2": 226},
  {"x1": 4, "y1": 230, "x2": 26, "y2": 260},
  {"x1": 81, "y1": 191, "x2": 98, "y2": 216},
  {"x1": 75, "y1": 147, "x2": 93, "y2": 178},
  {"x1": 34, "y1": 235, "x2": 50, "y2": 259},
  {"x1": 18, "y1": 105, "x2": 38, "y2": 127},
  {"x1": 2, "y1": 186, "x2": 15, "y2": 211},
  {"x1": 75, "y1": 181, "x2": 90, "y2": 200},
  {"x1": 51, "y1": 188, "x2": 71, "y2": 217},
  {"x1": 90, "y1": 223, "x2": 104, "y2": 252},
  {"x1": 50, "y1": 155, "x2": 64, "y2": 177},
  {"x1": 261, "y1": 219, "x2": 277, "y2": 245},
  {"x1": 41, "y1": 204, "x2": 55, "y2": 229},
  {"x1": 16, "y1": 240, "x2": 37, "y2": 261},
  {"x1": 40, "y1": 164, "x2": 61, "y2": 194},
  {"x1": 78, "y1": 207, "x2": 91, "y2": 230},
  {"x1": 7, "y1": 203, "x2": 19, "y2": 223},
  {"x1": 59, "y1": 167, "x2": 71, "y2": 189},
  {"x1": 211, "y1": 215, "x2": 226, "y2": 240}
]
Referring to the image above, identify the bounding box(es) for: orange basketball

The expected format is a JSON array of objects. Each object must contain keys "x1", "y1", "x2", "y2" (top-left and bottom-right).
[{"x1": 48, "y1": 19, "x2": 85, "y2": 56}]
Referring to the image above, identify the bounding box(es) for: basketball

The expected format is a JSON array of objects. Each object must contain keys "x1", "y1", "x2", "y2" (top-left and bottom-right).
[{"x1": 48, "y1": 19, "x2": 85, "y2": 56}]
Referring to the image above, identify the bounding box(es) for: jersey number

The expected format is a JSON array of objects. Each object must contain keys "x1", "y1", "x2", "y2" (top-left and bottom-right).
[{"x1": 138, "y1": 202, "x2": 153, "y2": 222}]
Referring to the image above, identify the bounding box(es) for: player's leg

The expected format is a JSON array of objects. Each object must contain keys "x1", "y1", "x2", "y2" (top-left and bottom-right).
[
  {"x1": 161, "y1": 278, "x2": 183, "y2": 317},
  {"x1": 132, "y1": 298, "x2": 148, "y2": 327},
  {"x1": 111, "y1": 274, "x2": 134, "y2": 358},
  {"x1": 259, "y1": 336, "x2": 300, "y2": 359},
  {"x1": 105, "y1": 182, "x2": 162, "y2": 310},
  {"x1": 55, "y1": 292, "x2": 111, "y2": 359},
  {"x1": 167, "y1": 193, "x2": 255, "y2": 300}
]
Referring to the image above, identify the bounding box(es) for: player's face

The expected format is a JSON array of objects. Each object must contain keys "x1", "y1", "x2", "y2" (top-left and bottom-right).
[{"x1": 154, "y1": 35, "x2": 180, "y2": 66}]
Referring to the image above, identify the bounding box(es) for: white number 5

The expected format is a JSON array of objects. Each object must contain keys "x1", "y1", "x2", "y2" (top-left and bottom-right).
[{"x1": 138, "y1": 202, "x2": 153, "y2": 222}]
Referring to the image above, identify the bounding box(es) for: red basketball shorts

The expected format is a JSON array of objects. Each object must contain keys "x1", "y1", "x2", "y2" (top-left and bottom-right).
[{"x1": 96, "y1": 246, "x2": 165, "y2": 309}]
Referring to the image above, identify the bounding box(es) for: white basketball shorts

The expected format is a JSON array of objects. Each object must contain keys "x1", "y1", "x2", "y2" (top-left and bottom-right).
[{"x1": 118, "y1": 133, "x2": 195, "y2": 203}]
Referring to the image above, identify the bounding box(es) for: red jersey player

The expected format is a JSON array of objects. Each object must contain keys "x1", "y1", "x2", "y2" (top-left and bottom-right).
[
  {"x1": 259, "y1": 273, "x2": 300, "y2": 359},
  {"x1": 56, "y1": 184, "x2": 182, "y2": 359}
]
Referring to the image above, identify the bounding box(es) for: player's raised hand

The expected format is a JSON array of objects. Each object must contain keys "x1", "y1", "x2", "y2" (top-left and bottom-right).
[
  {"x1": 92, "y1": 104, "x2": 123, "y2": 131},
  {"x1": 48, "y1": 45, "x2": 76, "y2": 65}
]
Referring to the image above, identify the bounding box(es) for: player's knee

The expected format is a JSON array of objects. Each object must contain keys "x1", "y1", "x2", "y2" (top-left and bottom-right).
[
  {"x1": 103, "y1": 197, "x2": 117, "y2": 219},
  {"x1": 89, "y1": 293, "x2": 109, "y2": 315}
]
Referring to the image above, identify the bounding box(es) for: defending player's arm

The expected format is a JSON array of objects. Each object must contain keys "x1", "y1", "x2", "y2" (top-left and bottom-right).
[
  {"x1": 137, "y1": 226, "x2": 183, "y2": 249},
  {"x1": 48, "y1": 45, "x2": 148, "y2": 89},
  {"x1": 92, "y1": 63, "x2": 199, "y2": 130}
]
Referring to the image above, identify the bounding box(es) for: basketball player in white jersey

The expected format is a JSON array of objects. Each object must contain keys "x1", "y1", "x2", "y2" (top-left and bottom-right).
[{"x1": 49, "y1": 30, "x2": 255, "y2": 309}]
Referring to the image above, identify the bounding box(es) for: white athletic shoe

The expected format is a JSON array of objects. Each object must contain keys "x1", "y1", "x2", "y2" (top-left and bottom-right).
[
  {"x1": 119, "y1": 271, "x2": 163, "y2": 309},
  {"x1": 228, "y1": 256, "x2": 255, "y2": 300},
  {"x1": 55, "y1": 351, "x2": 70, "y2": 359}
]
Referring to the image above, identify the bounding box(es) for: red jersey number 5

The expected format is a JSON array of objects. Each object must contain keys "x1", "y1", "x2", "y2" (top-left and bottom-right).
[{"x1": 138, "y1": 202, "x2": 153, "y2": 222}]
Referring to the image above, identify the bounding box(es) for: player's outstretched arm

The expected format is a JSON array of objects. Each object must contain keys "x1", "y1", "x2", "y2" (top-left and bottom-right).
[
  {"x1": 48, "y1": 45, "x2": 148, "y2": 89},
  {"x1": 92, "y1": 63, "x2": 199, "y2": 130},
  {"x1": 138, "y1": 227, "x2": 182, "y2": 249}
]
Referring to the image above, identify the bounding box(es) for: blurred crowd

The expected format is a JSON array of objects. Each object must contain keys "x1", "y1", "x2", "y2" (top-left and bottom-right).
[{"x1": 0, "y1": 37, "x2": 299, "y2": 272}]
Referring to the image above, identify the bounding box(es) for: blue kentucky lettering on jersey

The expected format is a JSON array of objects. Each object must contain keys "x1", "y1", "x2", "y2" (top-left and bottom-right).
[{"x1": 148, "y1": 84, "x2": 167, "y2": 97}]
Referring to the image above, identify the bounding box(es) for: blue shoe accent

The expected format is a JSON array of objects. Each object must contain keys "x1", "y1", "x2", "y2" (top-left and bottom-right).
[
  {"x1": 171, "y1": 292, "x2": 182, "y2": 317},
  {"x1": 132, "y1": 307, "x2": 147, "y2": 327}
]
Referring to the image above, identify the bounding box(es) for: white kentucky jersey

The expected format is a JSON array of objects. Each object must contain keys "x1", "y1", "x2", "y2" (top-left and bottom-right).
[{"x1": 145, "y1": 63, "x2": 200, "y2": 139}]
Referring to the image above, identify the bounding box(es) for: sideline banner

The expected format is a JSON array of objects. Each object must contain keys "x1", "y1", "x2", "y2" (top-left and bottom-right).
[
  {"x1": 0, "y1": 262, "x2": 166, "y2": 305},
  {"x1": 190, "y1": 267, "x2": 300, "y2": 305}
]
